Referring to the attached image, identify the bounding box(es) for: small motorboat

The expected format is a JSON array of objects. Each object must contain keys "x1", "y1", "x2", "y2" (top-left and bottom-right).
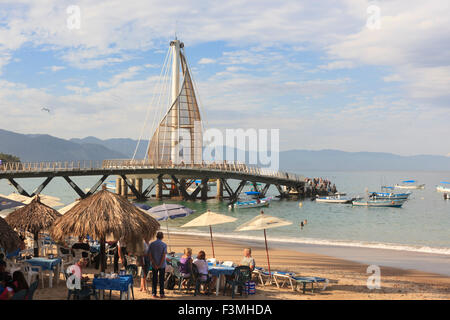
[
  {"x1": 369, "y1": 191, "x2": 411, "y2": 200},
  {"x1": 436, "y1": 182, "x2": 450, "y2": 193},
  {"x1": 229, "y1": 197, "x2": 272, "y2": 209},
  {"x1": 315, "y1": 195, "x2": 355, "y2": 204},
  {"x1": 395, "y1": 180, "x2": 425, "y2": 189},
  {"x1": 352, "y1": 199, "x2": 407, "y2": 208}
]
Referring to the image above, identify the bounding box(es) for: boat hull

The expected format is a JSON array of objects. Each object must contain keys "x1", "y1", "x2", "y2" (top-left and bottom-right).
[
  {"x1": 229, "y1": 198, "x2": 271, "y2": 209},
  {"x1": 436, "y1": 186, "x2": 450, "y2": 193},
  {"x1": 395, "y1": 184, "x2": 425, "y2": 189},
  {"x1": 316, "y1": 197, "x2": 353, "y2": 204},
  {"x1": 352, "y1": 199, "x2": 406, "y2": 207}
]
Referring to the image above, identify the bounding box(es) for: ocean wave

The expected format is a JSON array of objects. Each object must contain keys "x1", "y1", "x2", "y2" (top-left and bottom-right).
[{"x1": 168, "y1": 228, "x2": 450, "y2": 256}]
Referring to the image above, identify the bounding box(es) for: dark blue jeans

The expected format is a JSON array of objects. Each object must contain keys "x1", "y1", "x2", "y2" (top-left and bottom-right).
[{"x1": 152, "y1": 267, "x2": 165, "y2": 296}]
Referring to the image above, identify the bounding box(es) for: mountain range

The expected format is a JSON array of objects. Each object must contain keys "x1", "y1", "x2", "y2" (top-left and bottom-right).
[{"x1": 1, "y1": 128, "x2": 449, "y2": 171}]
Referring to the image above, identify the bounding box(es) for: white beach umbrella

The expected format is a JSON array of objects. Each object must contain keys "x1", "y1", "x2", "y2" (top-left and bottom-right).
[
  {"x1": 235, "y1": 210, "x2": 292, "y2": 280},
  {"x1": 180, "y1": 210, "x2": 237, "y2": 258},
  {"x1": 147, "y1": 203, "x2": 195, "y2": 251},
  {"x1": 5, "y1": 193, "x2": 64, "y2": 207}
]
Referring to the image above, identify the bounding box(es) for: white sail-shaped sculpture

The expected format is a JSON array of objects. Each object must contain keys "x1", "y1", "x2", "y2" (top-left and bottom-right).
[{"x1": 147, "y1": 42, "x2": 202, "y2": 165}]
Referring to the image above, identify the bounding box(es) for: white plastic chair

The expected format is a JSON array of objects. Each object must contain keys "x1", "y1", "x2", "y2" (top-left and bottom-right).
[{"x1": 23, "y1": 262, "x2": 44, "y2": 288}]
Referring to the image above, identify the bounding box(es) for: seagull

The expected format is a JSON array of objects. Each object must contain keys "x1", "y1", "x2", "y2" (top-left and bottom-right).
[{"x1": 41, "y1": 107, "x2": 51, "y2": 113}]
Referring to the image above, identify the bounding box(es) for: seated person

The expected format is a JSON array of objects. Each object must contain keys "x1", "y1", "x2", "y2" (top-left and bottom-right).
[
  {"x1": 240, "y1": 248, "x2": 255, "y2": 271},
  {"x1": 179, "y1": 248, "x2": 193, "y2": 288},
  {"x1": 193, "y1": 250, "x2": 212, "y2": 294},
  {"x1": 0, "y1": 263, "x2": 14, "y2": 300},
  {"x1": 69, "y1": 258, "x2": 90, "y2": 286},
  {"x1": 12, "y1": 270, "x2": 29, "y2": 293}
]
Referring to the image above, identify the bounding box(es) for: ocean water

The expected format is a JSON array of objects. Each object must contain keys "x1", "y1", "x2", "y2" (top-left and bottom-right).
[{"x1": 1, "y1": 170, "x2": 449, "y2": 274}]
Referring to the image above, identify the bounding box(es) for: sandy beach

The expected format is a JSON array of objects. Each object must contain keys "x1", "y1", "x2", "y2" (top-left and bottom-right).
[{"x1": 33, "y1": 233, "x2": 450, "y2": 300}]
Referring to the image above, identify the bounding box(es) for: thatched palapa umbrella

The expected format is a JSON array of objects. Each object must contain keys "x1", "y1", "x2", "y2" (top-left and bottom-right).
[
  {"x1": 50, "y1": 185, "x2": 160, "y2": 272},
  {"x1": 5, "y1": 196, "x2": 62, "y2": 257},
  {"x1": 0, "y1": 216, "x2": 22, "y2": 254}
]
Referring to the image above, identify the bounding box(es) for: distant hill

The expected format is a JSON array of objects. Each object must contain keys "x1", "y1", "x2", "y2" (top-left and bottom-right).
[
  {"x1": 280, "y1": 149, "x2": 450, "y2": 171},
  {"x1": 0, "y1": 129, "x2": 127, "y2": 161},
  {"x1": 1, "y1": 129, "x2": 450, "y2": 170},
  {"x1": 70, "y1": 136, "x2": 148, "y2": 159}
]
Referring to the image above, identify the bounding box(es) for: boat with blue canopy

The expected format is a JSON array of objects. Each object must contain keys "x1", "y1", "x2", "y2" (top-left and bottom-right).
[
  {"x1": 228, "y1": 197, "x2": 272, "y2": 209},
  {"x1": 352, "y1": 198, "x2": 407, "y2": 208},
  {"x1": 394, "y1": 180, "x2": 425, "y2": 189},
  {"x1": 436, "y1": 181, "x2": 450, "y2": 193}
]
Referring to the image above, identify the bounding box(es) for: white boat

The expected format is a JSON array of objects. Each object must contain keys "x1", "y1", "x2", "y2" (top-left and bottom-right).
[
  {"x1": 352, "y1": 199, "x2": 406, "y2": 208},
  {"x1": 316, "y1": 195, "x2": 355, "y2": 204},
  {"x1": 436, "y1": 182, "x2": 450, "y2": 193},
  {"x1": 437, "y1": 186, "x2": 450, "y2": 193},
  {"x1": 229, "y1": 197, "x2": 271, "y2": 209},
  {"x1": 394, "y1": 180, "x2": 425, "y2": 189},
  {"x1": 369, "y1": 191, "x2": 411, "y2": 200}
]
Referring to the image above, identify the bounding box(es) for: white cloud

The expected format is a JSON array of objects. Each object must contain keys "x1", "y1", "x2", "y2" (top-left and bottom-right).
[
  {"x1": 198, "y1": 58, "x2": 215, "y2": 65},
  {"x1": 49, "y1": 66, "x2": 66, "y2": 72},
  {"x1": 318, "y1": 61, "x2": 356, "y2": 70},
  {"x1": 97, "y1": 66, "x2": 142, "y2": 88}
]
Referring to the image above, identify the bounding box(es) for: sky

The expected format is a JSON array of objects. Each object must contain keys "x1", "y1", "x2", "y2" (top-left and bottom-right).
[{"x1": 0, "y1": 0, "x2": 449, "y2": 156}]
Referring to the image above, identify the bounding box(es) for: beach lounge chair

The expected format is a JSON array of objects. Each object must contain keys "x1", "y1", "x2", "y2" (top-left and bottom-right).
[
  {"x1": 273, "y1": 271, "x2": 329, "y2": 294},
  {"x1": 252, "y1": 267, "x2": 273, "y2": 286}
]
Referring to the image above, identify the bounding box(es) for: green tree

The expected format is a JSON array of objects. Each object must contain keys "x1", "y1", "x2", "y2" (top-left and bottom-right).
[{"x1": 0, "y1": 153, "x2": 20, "y2": 163}]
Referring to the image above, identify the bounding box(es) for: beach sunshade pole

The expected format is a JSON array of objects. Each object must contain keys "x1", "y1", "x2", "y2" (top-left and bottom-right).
[
  {"x1": 234, "y1": 210, "x2": 292, "y2": 284},
  {"x1": 209, "y1": 225, "x2": 215, "y2": 258},
  {"x1": 100, "y1": 236, "x2": 106, "y2": 273},
  {"x1": 263, "y1": 229, "x2": 271, "y2": 282},
  {"x1": 166, "y1": 219, "x2": 171, "y2": 253}
]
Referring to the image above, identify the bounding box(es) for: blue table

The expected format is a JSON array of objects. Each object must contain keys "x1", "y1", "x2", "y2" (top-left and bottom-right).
[
  {"x1": 208, "y1": 264, "x2": 235, "y2": 296},
  {"x1": 93, "y1": 275, "x2": 134, "y2": 300},
  {"x1": 25, "y1": 257, "x2": 62, "y2": 288},
  {"x1": 26, "y1": 257, "x2": 61, "y2": 271},
  {"x1": 165, "y1": 256, "x2": 235, "y2": 296}
]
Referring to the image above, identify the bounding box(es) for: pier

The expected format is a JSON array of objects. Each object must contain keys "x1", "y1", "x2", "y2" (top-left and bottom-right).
[{"x1": 0, "y1": 160, "x2": 319, "y2": 204}]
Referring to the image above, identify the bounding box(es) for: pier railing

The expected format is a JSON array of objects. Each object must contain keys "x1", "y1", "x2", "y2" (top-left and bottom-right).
[{"x1": 0, "y1": 159, "x2": 305, "y2": 183}]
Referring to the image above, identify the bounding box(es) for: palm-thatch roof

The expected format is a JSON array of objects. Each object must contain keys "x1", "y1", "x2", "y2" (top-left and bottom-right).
[
  {"x1": 50, "y1": 188, "x2": 160, "y2": 253},
  {"x1": 5, "y1": 196, "x2": 62, "y2": 234},
  {"x1": 0, "y1": 216, "x2": 22, "y2": 253}
]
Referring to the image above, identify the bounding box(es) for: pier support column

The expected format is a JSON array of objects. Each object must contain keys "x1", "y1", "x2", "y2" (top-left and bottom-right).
[
  {"x1": 116, "y1": 177, "x2": 122, "y2": 195},
  {"x1": 155, "y1": 177, "x2": 163, "y2": 200},
  {"x1": 121, "y1": 178, "x2": 128, "y2": 197},
  {"x1": 136, "y1": 178, "x2": 143, "y2": 194},
  {"x1": 201, "y1": 178, "x2": 209, "y2": 201},
  {"x1": 216, "y1": 179, "x2": 223, "y2": 200}
]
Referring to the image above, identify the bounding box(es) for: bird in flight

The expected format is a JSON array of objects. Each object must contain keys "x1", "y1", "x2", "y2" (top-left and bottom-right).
[{"x1": 41, "y1": 107, "x2": 51, "y2": 113}]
